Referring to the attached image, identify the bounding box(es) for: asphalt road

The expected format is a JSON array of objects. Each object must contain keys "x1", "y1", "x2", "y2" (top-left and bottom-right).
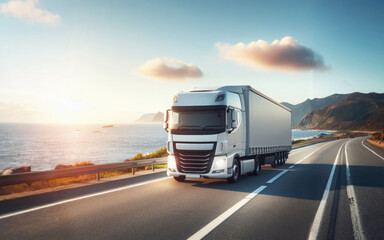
[{"x1": 0, "y1": 137, "x2": 383, "y2": 240}]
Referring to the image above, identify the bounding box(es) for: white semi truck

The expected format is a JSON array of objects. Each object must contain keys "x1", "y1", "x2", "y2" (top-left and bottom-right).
[{"x1": 163, "y1": 85, "x2": 291, "y2": 183}]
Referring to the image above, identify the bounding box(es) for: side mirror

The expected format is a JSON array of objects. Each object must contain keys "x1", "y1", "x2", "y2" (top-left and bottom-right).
[{"x1": 163, "y1": 109, "x2": 171, "y2": 132}]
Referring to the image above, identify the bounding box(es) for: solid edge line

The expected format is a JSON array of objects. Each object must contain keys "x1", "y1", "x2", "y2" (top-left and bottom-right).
[
  {"x1": 187, "y1": 185, "x2": 267, "y2": 240},
  {"x1": 290, "y1": 141, "x2": 334, "y2": 169},
  {"x1": 361, "y1": 139, "x2": 384, "y2": 160},
  {"x1": 0, "y1": 176, "x2": 172, "y2": 220},
  {"x1": 345, "y1": 140, "x2": 366, "y2": 240},
  {"x1": 267, "y1": 170, "x2": 288, "y2": 183},
  {"x1": 308, "y1": 141, "x2": 345, "y2": 240}
]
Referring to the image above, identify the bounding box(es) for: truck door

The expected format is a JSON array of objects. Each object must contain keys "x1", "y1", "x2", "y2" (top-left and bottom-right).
[{"x1": 227, "y1": 108, "x2": 244, "y2": 155}]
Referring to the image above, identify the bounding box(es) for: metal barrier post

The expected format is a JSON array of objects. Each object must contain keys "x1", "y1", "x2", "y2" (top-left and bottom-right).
[
  {"x1": 132, "y1": 168, "x2": 135, "y2": 175},
  {"x1": 152, "y1": 164, "x2": 154, "y2": 171},
  {"x1": 96, "y1": 172, "x2": 100, "y2": 181}
]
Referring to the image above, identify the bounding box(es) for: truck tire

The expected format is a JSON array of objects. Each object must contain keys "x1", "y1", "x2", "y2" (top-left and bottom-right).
[
  {"x1": 278, "y1": 153, "x2": 283, "y2": 166},
  {"x1": 227, "y1": 159, "x2": 240, "y2": 183},
  {"x1": 251, "y1": 156, "x2": 261, "y2": 175},
  {"x1": 174, "y1": 176, "x2": 186, "y2": 182},
  {"x1": 272, "y1": 157, "x2": 278, "y2": 168}
]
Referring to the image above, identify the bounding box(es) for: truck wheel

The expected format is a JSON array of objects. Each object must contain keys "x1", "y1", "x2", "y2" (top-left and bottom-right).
[
  {"x1": 174, "y1": 176, "x2": 186, "y2": 182},
  {"x1": 227, "y1": 159, "x2": 240, "y2": 183},
  {"x1": 272, "y1": 158, "x2": 277, "y2": 168},
  {"x1": 248, "y1": 157, "x2": 261, "y2": 176}
]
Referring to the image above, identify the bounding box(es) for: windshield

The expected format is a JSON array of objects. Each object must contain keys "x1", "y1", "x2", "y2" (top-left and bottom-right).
[{"x1": 170, "y1": 109, "x2": 226, "y2": 135}]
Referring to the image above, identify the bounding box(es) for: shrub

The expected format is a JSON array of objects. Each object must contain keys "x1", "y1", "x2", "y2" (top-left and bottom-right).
[
  {"x1": 125, "y1": 147, "x2": 168, "y2": 161},
  {"x1": 370, "y1": 132, "x2": 384, "y2": 142}
]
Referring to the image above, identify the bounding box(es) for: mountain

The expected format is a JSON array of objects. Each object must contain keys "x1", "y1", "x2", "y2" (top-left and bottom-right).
[
  {"x1": 296, "y1": 92, "x2": 384, "y2": 130},
  {"x1": 136, "y1": 112, "x2": 164, "y2": 122},
  {"x1": 152, "y1": 112, "x2": 164, "y2": 122},
  {"x1": 281, "y1": 94, "x2": 346, "y2": 125}
]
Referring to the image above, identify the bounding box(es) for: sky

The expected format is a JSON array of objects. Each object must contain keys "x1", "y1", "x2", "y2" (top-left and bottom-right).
[{"x1": 0, "y1": 0, "x2": 383, "y2": 124}]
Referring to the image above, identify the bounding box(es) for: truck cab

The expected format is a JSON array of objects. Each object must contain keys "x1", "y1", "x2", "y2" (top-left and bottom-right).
[{"x1": 164, "y1": 88, "x2": 248, "y2": 182}]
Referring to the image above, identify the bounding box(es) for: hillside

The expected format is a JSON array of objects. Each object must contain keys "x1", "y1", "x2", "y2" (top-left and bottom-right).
[
  {"x1": 136, "y1": 112, "x2": 164, "y2": 122},
  {"x1": 281, "y1": 94, "x2": 346, "y2": 125},
  {"x1": 296, "y1": 92, "x2": 384, "y2": 130}
]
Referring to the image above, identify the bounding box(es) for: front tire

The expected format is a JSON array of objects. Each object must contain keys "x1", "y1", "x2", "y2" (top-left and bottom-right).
[
  {"x1": 174, "y1": 176, "x2": 186, "y2": 182},
  {"x1": 227, "y1": 159, "x2": 240, "y2": 183}
]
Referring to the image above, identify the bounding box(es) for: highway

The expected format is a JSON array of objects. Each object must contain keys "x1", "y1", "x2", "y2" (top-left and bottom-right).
[{"x1": 0, "y1": 137, "x2": 383, "y2": 240}]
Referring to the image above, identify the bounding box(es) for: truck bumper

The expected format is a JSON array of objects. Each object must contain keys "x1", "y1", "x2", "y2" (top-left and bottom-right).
[
  {"x1": 167, "y1": 155, "x2": 232, "y2": 179},
  {"x1": 167, "y1": 170, "x2": 231, "y2": 179}
]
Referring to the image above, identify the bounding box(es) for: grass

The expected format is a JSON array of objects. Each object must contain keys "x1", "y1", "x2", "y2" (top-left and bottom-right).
[
  {"x1": 124, "y1": 147, "x2": 168, "y2": 161},
  {"x1": 0, "y1": 148, "x2": 169, "y2": 196},
  {"x1": 124, "y1": 147, "x2": 168, "y2": 171},
  {"x1": 292, "y1": 139, "x2": 307, "y2": 145}
]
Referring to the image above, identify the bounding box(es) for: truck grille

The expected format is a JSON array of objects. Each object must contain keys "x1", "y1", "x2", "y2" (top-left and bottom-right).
[{"x1": 174, "y1": 144, "x2": 216, "y2": 174}]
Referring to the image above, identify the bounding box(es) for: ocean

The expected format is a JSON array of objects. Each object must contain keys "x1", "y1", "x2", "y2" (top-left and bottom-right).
[{"x1": 0, "y1": 123, "x2": 333, "y2": 171}]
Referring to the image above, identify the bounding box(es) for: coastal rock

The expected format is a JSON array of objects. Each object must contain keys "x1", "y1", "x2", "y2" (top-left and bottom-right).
[
  {"x1": 152, "y1": 112, "x2": 164, "y2": 122},
  {"x1": 1, "y1": 169, "x2": 13, "y2": 175},
  {"x1": 136, "y1": 112, "x2": 164, "y2": 122},
  {"x1": 1, "y1": 166, "x2": 31, "y2": 175},
  {"x1": 12, "y1": 166, "x2": 31, "y2": 174}
]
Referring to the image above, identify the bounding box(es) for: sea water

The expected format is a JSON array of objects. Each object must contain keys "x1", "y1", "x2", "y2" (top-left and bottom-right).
[{"x1": 0, "y1": 123, "x2": 332, "y2": 171}]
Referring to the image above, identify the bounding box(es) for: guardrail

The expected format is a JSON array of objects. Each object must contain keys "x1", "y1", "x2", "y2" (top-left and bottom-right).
[{"x1": 0, "y1": 157, "x2": 168, "y2": 187}]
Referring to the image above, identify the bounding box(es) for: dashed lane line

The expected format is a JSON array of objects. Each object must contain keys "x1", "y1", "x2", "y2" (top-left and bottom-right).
[
  {"x1": 289, "y1": 141, "x2": 334, "y2": 169},
  {"x1": 187, "y1": 185, "x2": 267, "y2": 240}
]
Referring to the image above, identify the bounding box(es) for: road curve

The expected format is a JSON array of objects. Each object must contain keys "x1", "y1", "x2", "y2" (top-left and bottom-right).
[{"x1": 0, "y1": 137, "x2": 383, "y2": 240}]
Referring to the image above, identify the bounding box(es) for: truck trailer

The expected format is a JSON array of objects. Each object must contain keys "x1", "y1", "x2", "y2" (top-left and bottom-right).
[{"x1": 163, "y1": 85, "x2": 291, "y2": 183}]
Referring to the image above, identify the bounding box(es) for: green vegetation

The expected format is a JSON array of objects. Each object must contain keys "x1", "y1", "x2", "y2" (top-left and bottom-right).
[
  {"x1": 125, "y1": 147, "x2": 168, "y2": 161},
  {"x1": 292, "y1": 139, "x2": 307, "y2": 145}
]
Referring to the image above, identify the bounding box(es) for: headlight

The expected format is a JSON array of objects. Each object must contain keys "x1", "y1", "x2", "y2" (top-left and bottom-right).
[
  {"x1": 214, "y1": 157, "x2": 226, "y2": 169},
  {"x1": 167, "y1": 155, "x2": 176, "y2": 171}
]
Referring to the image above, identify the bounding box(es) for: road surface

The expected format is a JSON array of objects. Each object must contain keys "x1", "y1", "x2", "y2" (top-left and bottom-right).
[{"x1": 0, "y1": 137, "x2": 383, "y2": 240}]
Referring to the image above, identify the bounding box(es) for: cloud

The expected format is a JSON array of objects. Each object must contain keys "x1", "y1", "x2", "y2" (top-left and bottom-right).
[
  {"x1": 0, "y1": 101, "x2": 41, "y2": 122},
  {"x1": 0, "y1": 0, "x2": 61, "y2": 24},
  {"x1": 138, "y1": 58, "x2": 203, "y2": 80},
  {"x1": 216, "y1": 36, "x2": 326, "y2": 72}
]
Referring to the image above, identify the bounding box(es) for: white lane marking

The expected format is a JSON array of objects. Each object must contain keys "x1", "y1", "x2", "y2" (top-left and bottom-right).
[
  {"x1": 188, "y1": 185, "x2": 267, "y2": 240},
  {"x1": 362, "y1": 139, "x2": 384, "y2": 160},
  {"x1": 0, "y1": 176, "x2": 172, "y2": 220},
  {"x1": 188, "y1": 141, "x2": 338, "y2": 240},
  {"x1": 267, "y1": 170, "x2": 288, "y2": 183},
  {"x1": 289, "y1": 141, "x2": 334, "y2": 169},
  {"x1": 308, "y1": 141, "x2": 346, "y2": 240},
  {"x1": 345, "y1": 140, "x2": 366, "y2": 240},
  {"x1": 290, "y1": 140, "x2": 333, "y2": 152}
]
